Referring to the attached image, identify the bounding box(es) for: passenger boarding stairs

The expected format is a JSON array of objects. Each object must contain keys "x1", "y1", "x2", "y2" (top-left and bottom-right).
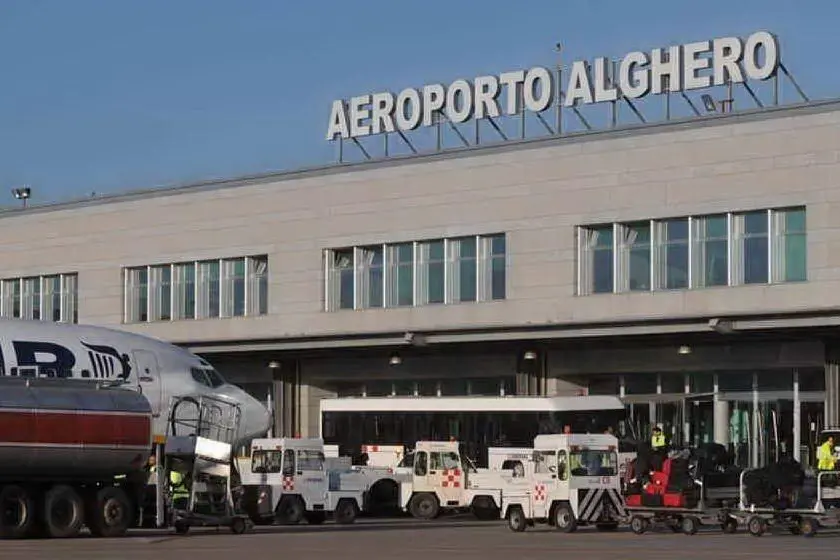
[{"x1": 158, "y1": 394, "x2": 245, "y2": 532}]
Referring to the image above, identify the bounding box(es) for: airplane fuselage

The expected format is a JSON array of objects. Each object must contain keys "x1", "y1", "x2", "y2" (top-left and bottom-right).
[{"x1": 0, "y1": 318, "x2": 271, "y2": 445}]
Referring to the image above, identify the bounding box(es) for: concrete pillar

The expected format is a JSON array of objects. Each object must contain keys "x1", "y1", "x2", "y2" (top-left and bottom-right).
[
  {"x1": 714, "y1": 400, "x2": 730, "y2": 446},
  {"x1": 794, "y1": 369, "x2": 801, "y2": 462},
  {"x1": 825, "y1": 360, "x2": 840, "y2": 428}
]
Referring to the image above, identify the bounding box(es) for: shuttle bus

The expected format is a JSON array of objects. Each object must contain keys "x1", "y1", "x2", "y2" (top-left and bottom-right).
[{"x1": 319, "y1": 395, "x2": 631, "y2": 467}]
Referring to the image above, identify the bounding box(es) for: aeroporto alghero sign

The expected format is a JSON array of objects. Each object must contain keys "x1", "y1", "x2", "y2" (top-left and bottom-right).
[{"x1": 326, "y1": 31, "x2": 779, "y2": 141}]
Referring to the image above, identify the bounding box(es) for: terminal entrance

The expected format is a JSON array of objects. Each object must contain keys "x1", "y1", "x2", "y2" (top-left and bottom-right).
[{"x1": 607, "y1": 369, "x2": 826, "y2": 469}]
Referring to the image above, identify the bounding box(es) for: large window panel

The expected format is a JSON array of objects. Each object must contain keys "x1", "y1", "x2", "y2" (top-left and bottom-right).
[
  {"x1": 772, "y1": 207, "x2": 806, "y2": 283},
  {"x1": 148, "y1": 265, "x2": 172, "y2": 321},
  {"x1": 172, "y1": 263, "x2": 196, "y2": 320},
  {"x1": 417, "y1": 240, "x2": 445, "y2": 305},
  {"x1": 125, "y1": 268, "x2": 148, "y2": 323},
  {"x1": 478, "y1": 234, "x2": 506, "y2": 301},
  {"x1": 21, "y1": 277, "x2": 40, "y2": 320},
  {"x1": 735, "y1": 210, "x2": 769, "y2": 285},
  {"x1": 247, "y1": 256, "x2": 269, "y2": 315},
  {"x1": 579, "y1": 225, "x2": 614, "y2": 295},
  {"x1": 655, "y1": 218, "x2": 689, "y2": 290},
  {"x1": 197, "y1": 260, "x2": 221, "y2": 319},
  {"x1": 691, "y1": 214, "x2": 729, "y2": 288},
  {"x1": 326, "y1": 249, "x2": 354, "y2": 311},
  {"x1": 218, "y1": 257, "x2": 246, "y2": 317},
  {"x1": 448, "y1": 236, "x2": 477, "y2": 303},
  {"x1": 60, "y1": 273, "x2": 78, "y2": 323},
  {"x1": 356, "y1": 245, "x2": 384, "y2": 309},
  {"x1": 618, "y1": 221, "x2": 652, "y2": 292},
  {"x1": 43, "y1": 275, "x2": 62, "y2": 322},
  {"x1": 386, "y1": 243, "x2": 414, "y2": 307}
]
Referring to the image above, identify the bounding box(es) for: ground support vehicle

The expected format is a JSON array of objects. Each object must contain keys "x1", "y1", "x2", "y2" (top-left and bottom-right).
[
  {"x1": 502, "y1": 434, "x2": 624, "y2": 533},
  {"x1": 0, "y1": 377, "x2": 153, "y2": 540},
  {"x1": 159, "y1": 395, "x2": 252, "y2": 535},
  {"x1": 399, "y1": 440, "x2": 505, "y2": 520},
  {"x1": 735, "y1": 468, "x2": 840, "y2": 537},
  {"x1": 241, "y1": 437, "x2": 397, "y2": 525}
]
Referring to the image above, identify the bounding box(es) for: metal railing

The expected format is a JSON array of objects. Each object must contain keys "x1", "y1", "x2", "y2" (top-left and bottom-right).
[{"x1": 165, "y1": 394, "x2": 242, "y2": 445}]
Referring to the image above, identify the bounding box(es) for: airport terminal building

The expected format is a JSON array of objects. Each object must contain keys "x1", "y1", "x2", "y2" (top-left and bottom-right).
[{"x1": 4, "y1": 31, "x2": 840, "y2": 467}]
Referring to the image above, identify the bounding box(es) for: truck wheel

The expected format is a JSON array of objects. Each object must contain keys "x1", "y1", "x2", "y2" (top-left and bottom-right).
[
  {"x1": 230, "y1": 517, "x2": 247, "y2": 535},
  {"x1": 275, "y1": 497, "x2": 304, "y2": 525},
  {"x1": 630, "y1": 515, "x2": 647, "y2": 535},
  {"x1": 334, "y1": 500, "x2": 357, "y2": 525},
  {"x1": 408, "y1": 493, "x2": 439, "y2": 520},
  {"x1": 0, "y1": 485, "x2": 35, "y2": 539},
  {"x1": 44, "y1": 485, "x2": 85, "y2": 538},
  {"x1": 800, "y1": 517, "x2": 818, "y2": 538},
  {"x1": 747, "y1": 515, "x2": 766, "y2": 537},
  {"x1": 552, "y1": 503, "x2": 577, "y2": 533},
  {"x1": 86, "y1": 487, "x2": 132, "y2": 538},
  {"x1": 721, "y1": 517, "x2": 738, "y2": 534},
  {"x1": 507, "y1": 506, "x2": 527, "y2": 532}
]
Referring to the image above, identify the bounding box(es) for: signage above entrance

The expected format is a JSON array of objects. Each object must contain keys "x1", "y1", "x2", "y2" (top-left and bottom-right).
[{"x1": 326, "y1": 31, "x2": 780, "y2": 141}]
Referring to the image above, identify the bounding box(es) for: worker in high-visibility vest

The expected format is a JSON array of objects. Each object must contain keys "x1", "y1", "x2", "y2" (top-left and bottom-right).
[
  {"x1": 169, "y1": 470, "x2": 190, "y2": 510},
  {"x1": 817, "y1": 436, "x2": 836, "y2": 472},
  {"x1": 651, "y1": 426, "x2": 666, "y2": 450}
]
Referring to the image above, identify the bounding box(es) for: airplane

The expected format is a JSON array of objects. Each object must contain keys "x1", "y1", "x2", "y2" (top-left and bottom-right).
[{"x1": 0, "y1": 317, "x2": 271, "y2": 445}]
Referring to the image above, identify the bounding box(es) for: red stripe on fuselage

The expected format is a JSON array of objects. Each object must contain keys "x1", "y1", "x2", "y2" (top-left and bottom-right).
[{"x1": 0, "y1": 410, "x2": 151, "y2": 447}]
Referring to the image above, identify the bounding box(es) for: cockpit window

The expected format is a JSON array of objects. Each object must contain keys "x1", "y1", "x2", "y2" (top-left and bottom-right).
[{"x1": 190, "y1": 367, "x2": 226, "y2": 388}]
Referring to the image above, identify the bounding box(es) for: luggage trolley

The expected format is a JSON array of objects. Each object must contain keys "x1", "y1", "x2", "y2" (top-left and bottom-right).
[
  {"x1": 159, "y1": 394, "x2": 252, "y2": 535},
  {"x1": 625, "y1": 478, "x2": 739, "y2": 535},
  {"x1": 736, "y1": 468, "x2": 840, "y2": 537}
]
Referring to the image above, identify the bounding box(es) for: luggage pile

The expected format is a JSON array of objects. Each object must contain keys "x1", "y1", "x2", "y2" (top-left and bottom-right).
[{"x1": 741, "y1": 457, "x2": 805, "y2": 509}]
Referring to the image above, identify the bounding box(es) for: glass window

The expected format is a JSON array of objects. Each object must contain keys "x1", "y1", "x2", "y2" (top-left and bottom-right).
[
  {"x1": 173, "y1": 263, "x2": 196, "y2": 320},
  {"x1": 624, "y1": 373, "x2": 658, "y2": 395},
  {"x1": 22, "y1": 277, "x2": 39, "y2": 320},
  {"x1": 297, "y1": 450, "x2": 325, "y2": 471},
  {"x1": 328, "y1": 249, "x2": 354, "y2": 310},
  {"x1": 657, "y1": 218, "x2": 689, "y2": 289},
  {"x1": 282, "y1": 449, "x2": 296, "y2": 476},
  {"x1": 469, "y1": 378, "x2": 503, "y2": 396},
  {"x1": 43, "y1": 275, "x2": 62, "y2": 322},
  {"x1": 660, "y1": 373, "x2": 686, "y2": 394},
  {"x1": 585, "y1": 225, "x2": 614, "y2": 294},
  {"x1": 718, "y1": 371, "x2": 753, "y2": 393},
  {"x1": 418, "y1": 240, "x2": 445, "y2": 304},
  {"x1": 534, "y1": 449, "x2": 556, "y2": 474},
  {"x1": 150, "y1": 265, "x2": 171, "y2": 321},
  {"x1": 624, "y1": 221, "x2": 651, "y2": 291},
  {"x1": 430, "y1": 451, "x2": 460, "y2": 470},
  {"x1": 557, "y1": 450, "x2": 569, "y2": 481},
  {"x1": 61, "y1": 273, "x2": 78, "y2": 323},
  {"x1": 570, "y1": 450, "x2": 617, "y2": 476},
  {"x1": 198, "y1": 260, "x2": 221, "y2": 318},
  {"x1": 741, "y1": 211, "x2": 769, "y2": 284},
  {"x1": 251, "y1": 450, "x2": 283, "y2": 473},
  {"x1": 414, "y1": 451, "x2": 428, "y2": 476},
  {"x1": 588, "y1": 375, "x2": 620, "y2": 395},
  {"x1": 489, "y1": 234, "x2": 506, "y2": 300},
  {"x1": 692, "y1": 214, "x2": 728, "y2": 288},
  {"x1": 125, "y1": 268, "x2": 148, "y2": 322},
  {"x1": 357, "y1": 246, "x2": 384, "y2": 308},
  {"x1": 773, "y1": 208, "x2": 806, "y2": 283},
  {"x1": 448, "y1": 237, "x2": 477, "y2": 303},
  {"x1": 689, "y1": 372, "x2": 715, "y2": 394},
  {"x1": 386, "y1": 243, "x2": 414, "y2": 307},
  {"x1": 250, "y1": 256, "x2": 269, "y2": 315}
]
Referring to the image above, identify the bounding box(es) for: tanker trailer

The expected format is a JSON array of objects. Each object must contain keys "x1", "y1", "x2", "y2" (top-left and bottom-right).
[{"x1": 0, "y1": 377, "x2": 153, "y2": 539}]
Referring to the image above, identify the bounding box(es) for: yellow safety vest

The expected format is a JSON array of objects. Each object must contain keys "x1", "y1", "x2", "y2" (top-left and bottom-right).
[
  {"x1": 170, "y1": 470, "x2": 189, "y2": 499},
  {"x1": 817, "y1": 442, "x2": 835, "y2": 471},
  {"x1": 651, "y1": 434, "x2": 666, "y2": 449}
]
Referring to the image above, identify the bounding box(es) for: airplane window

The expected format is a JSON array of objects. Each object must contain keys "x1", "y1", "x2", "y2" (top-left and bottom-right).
[
  {"x1": 190, "y1": 368, "x2": 211, "y2": 387},
  {"x1": 202, "y1": 368, "x2": 226, "y2": 388}
]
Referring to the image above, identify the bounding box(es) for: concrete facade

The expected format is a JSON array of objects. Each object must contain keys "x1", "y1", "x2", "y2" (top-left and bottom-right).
[{"x1": 3, "y1": 100, "x2": 840, "y2": 348}]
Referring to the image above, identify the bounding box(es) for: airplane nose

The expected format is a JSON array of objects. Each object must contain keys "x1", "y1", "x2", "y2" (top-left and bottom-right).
[{"x1": 217, "y1": 385, "x2": 271, "y2": 442}]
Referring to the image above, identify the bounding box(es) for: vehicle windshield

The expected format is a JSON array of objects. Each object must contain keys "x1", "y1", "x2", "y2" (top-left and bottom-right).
[
  {"x1": 190, "y1": 367, "x2": 226, "y2": 388},
  {"x1": 570, "y1": 450, "x2": 618, "y2": 477}
]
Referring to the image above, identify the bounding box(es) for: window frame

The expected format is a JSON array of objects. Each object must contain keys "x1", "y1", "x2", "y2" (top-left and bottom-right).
[{"x1": 0, "y1": 273, "x2": 78, "y2": 323}]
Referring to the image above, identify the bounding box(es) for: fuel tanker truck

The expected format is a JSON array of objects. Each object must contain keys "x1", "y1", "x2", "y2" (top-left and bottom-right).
[{"x1": 0, "y1": 376, "x2": 152, "y2": 539}]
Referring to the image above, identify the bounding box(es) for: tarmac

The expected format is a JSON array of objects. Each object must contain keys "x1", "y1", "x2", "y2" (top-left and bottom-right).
[{"x1": 3, "y1": 516, "x2": 839, "y2": 560}]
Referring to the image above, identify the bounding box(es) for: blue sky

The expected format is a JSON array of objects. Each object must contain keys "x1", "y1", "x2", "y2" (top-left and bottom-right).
[{"x1": 0, "y1": 0, "x2": 836, "y2": 204}]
